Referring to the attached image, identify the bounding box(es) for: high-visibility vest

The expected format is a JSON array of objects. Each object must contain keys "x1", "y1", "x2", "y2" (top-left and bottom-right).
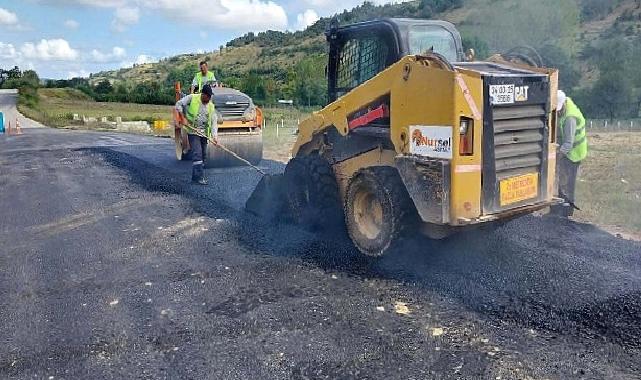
[
  {"x1": 559, "y1": 97, "x2": 588, "y2": 163},
  {"x1": 186, "y1": 95, "x2": 215, "y2": 138},
  {"x1": 194, "y1": 71, "x2": 215, "y2": 93}
]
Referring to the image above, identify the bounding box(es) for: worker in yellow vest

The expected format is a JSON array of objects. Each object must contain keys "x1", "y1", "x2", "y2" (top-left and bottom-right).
[
  {"x1": 191, "y1": 61, "x2": 217, "y2": 94},
  {"x1": 175, "y1": 84, "x2": 218, "y2": 185},
  {"x1": 553, "y1": 90, "x2": 588, "y2": 217}
]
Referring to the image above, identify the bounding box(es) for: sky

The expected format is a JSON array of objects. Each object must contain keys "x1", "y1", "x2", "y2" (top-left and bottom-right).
[{"x1": 0, "y1": 0, "x2": 401, "y2": 80}]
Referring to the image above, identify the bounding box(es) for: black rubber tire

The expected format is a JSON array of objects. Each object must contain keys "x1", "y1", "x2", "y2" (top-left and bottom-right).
[
  {"x1": 284, "y1": 153, "x2": 343, "y2": 230},
  {"x1": 345, "y1": 166, "x2": 417, "y2": 257}
]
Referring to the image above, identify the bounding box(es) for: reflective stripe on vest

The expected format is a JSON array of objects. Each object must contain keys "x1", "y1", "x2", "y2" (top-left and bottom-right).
[
  {"x1": 559, "y1": 97, "x2": 588, "y2": 162},
  {"x1": 186, "y1": 95, "x2": 215, "y2": 138},
  {"x1": 194, "y1": 71, "x2": 215, "y2": 93}
]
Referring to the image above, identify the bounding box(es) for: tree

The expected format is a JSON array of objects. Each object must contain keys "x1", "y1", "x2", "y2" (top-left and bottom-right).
[
  {"x1": 289, "y1": 55, "x2": 326, "y2": 106},
  {"x1": 460, "y1": 0, "x2": 580, "y2": 53},
  {"x1": 539, "y1": 44, "x2": 580, "y2": 90},
  {"x1": 1, "y1": 68, "x2": 40, "y2": 108},
  {"x1": 94, "y1": 80, "x2": 113, "y2": 95},
  {"x1": 589, "y1": 70, "x2": 634, "y2": 120}
]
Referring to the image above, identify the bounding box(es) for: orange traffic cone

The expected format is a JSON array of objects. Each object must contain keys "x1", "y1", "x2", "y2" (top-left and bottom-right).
[
  {"x1": 6, "y1": 120, "x2": 11, "y2": 135},
  {"x1": 15, "y1": 119, "x2": 22, "y2": 135}
]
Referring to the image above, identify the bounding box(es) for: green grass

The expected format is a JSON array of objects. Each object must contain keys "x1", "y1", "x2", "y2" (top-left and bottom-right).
[
  {"x1": 576, "y1": 132, "x2": 641, "y2": 236},
  {"x1": 23, "y1": 88, "x2": 173, "y2": 129},
  {"x1": 261, "y1": 107, "x2": 313, "y2": 163}
]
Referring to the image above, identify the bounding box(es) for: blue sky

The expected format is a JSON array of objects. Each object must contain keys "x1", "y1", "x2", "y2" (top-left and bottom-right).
[{"x1": 0, "y1": 0, "x2": 398, "y2": 79}]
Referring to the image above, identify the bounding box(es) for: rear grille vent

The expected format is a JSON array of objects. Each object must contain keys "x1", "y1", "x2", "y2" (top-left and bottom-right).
[{"x1": 493, "y1": 104, "x2": 546, "y2": 180}]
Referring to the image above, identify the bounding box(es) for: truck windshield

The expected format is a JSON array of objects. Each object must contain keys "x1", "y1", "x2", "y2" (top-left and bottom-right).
[{"x1": 408, "y1": 25, "x2": 458, "y2": 62}]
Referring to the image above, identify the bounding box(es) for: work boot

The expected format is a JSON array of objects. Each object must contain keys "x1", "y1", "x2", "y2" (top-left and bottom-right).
[{"x1": 194, "y1": 178, "x2": 208, "y2": 186}]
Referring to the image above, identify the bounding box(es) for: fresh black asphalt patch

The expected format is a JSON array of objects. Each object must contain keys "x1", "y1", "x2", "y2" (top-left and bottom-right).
[{"x1": 1, "y1": 129, "x2": 641, "y2": 379}]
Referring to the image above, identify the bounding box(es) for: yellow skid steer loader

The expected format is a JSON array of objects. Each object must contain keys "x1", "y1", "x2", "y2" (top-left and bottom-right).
[{"x1": 247, "y1": 18, "x2": 561, "y2": 256}]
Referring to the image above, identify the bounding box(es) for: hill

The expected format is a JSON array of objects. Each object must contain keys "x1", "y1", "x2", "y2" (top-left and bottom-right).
[{"x1": 83, "y1": 0, "x2": 641, "y2": 119}]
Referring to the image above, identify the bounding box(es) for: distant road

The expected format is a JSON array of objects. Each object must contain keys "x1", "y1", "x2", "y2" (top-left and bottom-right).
[{"x1": 0, "y1": 89, "x2": 18, "y2": 128}]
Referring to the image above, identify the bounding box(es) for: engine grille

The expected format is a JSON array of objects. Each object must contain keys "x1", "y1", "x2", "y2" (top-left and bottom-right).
[
  {"x1": 215, "y1": 101, "x2": 250, "y2": 119},
  {"x1": 492, "y1": 104, "x2": 546, "y2": 181}
]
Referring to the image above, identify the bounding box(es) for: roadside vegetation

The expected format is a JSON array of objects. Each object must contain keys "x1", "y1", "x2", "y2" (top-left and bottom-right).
[{"x1": 576, "y1": 132, "x2": 641, "y2": 238}]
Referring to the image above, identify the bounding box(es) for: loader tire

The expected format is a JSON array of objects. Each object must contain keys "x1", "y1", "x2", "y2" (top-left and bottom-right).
[
  {"x1": 345, "y1": 166, "x2": 418, "y2": 257},
  {"x1": 284, "y1": 153, "x2": 343, "y2": 230}
]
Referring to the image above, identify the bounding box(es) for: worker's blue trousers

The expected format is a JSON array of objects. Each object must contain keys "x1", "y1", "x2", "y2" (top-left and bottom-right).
[{"x1": 188, "y1": 134, "x2": 208, "y2": 182}]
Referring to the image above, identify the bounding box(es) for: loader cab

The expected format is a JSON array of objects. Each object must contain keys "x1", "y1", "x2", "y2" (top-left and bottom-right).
[{"x1": 326, "y1": 18, "x2": 465, "y2": 102}]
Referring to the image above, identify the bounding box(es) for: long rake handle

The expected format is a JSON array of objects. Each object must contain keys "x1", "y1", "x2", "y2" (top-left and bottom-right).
[{"x1": 182, "y1": 124, "x2": 266, "y2": 175}]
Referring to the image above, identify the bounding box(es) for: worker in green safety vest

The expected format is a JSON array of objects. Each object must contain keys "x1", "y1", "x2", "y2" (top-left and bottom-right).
[
  {"x1": 553, "y1": 90, "x2": 588, "y2": 217},
  {"x1": 175, "y1": 84, "x2": 218, "y2": 185},
  {"x1": 191, "y1": 61, "x2": 217, "y2": 94}
]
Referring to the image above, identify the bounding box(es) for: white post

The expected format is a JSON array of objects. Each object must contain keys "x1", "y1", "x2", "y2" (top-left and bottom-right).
[
  {"x1": 605, "y1": 120, "x2": 608, "y2": 129},
  {"x1": 618, "y1": 121, "x2": 621, "y2": 130},
  {"x1": 590, "y1": 120, "x2": 593, "y2": 129}
]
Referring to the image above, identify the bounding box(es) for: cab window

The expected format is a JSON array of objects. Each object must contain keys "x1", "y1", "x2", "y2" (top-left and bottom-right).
[
  {"x1": 336, "y1": 35, "x2": 391, "y2": 97},
  {"x1": 408, "y1": 25, "x2": 458, "y2": 62}
]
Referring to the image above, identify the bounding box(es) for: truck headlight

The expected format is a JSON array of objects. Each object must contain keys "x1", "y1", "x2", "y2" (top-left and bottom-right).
[{"x1": 243, "y1": 107, "x2": 257, "y2": 122}]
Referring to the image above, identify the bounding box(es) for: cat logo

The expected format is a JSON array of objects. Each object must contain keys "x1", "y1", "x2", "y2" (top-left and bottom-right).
[{"x1": 515, "y1": 85, "x2": 530, "y2": 102}]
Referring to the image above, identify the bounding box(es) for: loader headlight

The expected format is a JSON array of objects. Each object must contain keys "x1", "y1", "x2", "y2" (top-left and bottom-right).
[
  {"x1": 459, "y1": 119, "x2": 471, "y2": 135},
  {"x1": 243, "y1": 107, "x2": 257, "y2": 122},
  {"x1": 459, "y1": 117, "x2": 474, "y2": 156}
]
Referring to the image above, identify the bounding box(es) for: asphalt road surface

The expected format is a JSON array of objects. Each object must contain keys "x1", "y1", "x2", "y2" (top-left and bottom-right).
[{"x1": 1, "y1": 116, "x2": 641, "y2": 379}]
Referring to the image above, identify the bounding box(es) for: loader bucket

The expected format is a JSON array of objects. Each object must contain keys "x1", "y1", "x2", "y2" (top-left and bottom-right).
[
  {"x1": 245, "y1": 174, "x2": 288, "y2": 220},
  {"x1": 206, "y1": 130, "x2": 263, "y2": 168}
]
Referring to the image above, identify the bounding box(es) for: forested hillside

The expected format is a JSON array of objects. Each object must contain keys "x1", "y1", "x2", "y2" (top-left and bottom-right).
[{"x1": 60, "y1": 0, "x2": 641, "y2": 119}]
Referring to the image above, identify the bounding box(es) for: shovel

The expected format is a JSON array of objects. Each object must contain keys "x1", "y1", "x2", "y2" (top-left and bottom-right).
[{"x1": 181, "y1": 123, "x2": 288, "y2": 219}]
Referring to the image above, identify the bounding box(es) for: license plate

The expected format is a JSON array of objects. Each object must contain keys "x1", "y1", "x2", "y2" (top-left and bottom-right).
[
  {"x1": 500, "y1": 173, "x2": 539, "y2": 206},
  {"x1": 490, "y1": 84, "x2": 515, "y2": 105}
]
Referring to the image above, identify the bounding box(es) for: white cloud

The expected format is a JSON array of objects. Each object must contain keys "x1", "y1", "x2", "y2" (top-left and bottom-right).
[
  {"x1": 46, "y1": 0, "x2": 289, "y2": 32},
  {"x1": 0, "y1": 42, "x2": 17, "y2": 59},
  {"x1": 90, "y1": 46, "x2": 127, "y2": 62},
  {"x1": 0, "y1": 7, "x2": 18, "y2": 26},
  {"x1": 112, "y1": 7, "x2": 140, "y2": 32},
  {"x1": 146, "y1": 0, "x2": 289, "y2": 31},
  {"x1": 64, "y1": 19, "x2": 80, "y2": 29},
  {"x1": 21, "y1": 39, "x2": 79, "y2": 61},
  {"x1": 295, "y1": 9, "x2": 320, "y2": 30}
]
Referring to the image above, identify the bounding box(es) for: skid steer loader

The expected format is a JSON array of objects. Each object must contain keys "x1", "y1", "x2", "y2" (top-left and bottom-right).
[
  {"x1": 173, "y1": 83, "x2": 263, "y2": 167},
  {"x1": 246, "y1": 18, "x2": 562, "y2": 256}
]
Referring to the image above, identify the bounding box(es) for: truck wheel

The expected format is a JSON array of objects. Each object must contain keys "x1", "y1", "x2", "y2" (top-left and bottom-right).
[
  {"x1": 284, "y1": 153, "x2": 342, "y2": 229},
  {"x1": 345, "y1": 167, "x2": 417, "y2": 256}
]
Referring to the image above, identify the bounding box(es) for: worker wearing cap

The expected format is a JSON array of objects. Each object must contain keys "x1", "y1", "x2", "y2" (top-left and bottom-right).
[
  {"x1": 191, "y1": 61, "x2": 217, "y2": 94},
  {"x1": 553, "y1": 90, "x2": 588, "y2": 217},
  {"x1": 175, "y1": 84, "x2": 218, "y2": 185}
]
